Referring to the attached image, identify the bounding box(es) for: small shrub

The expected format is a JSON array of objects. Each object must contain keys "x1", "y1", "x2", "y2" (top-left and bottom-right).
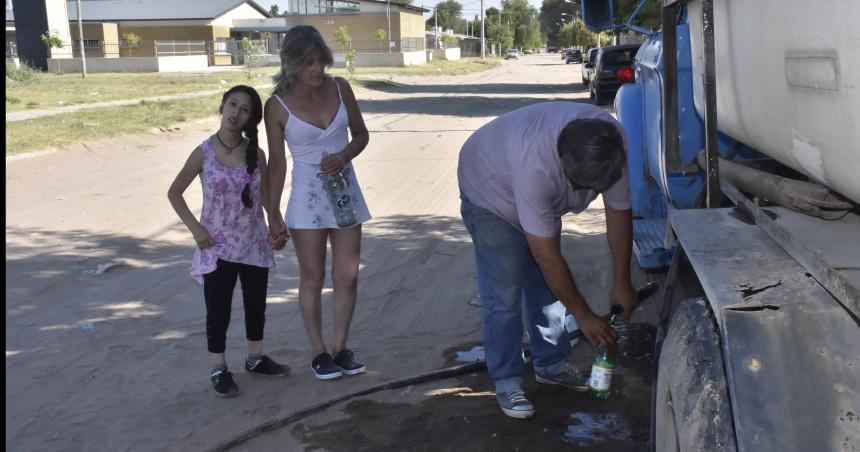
[
  {"x1": 345, "y1": 49, "x2": 356, "y2": 80},
  {"x1": 40, "y1": 29, "x2": 65, "y2": 49},
  {"x1": 240, "y1": 37, "x2": 265, "y2": 83},
  {"x1": 6, "y1": 95, "x2": 21, "y2": 104},
  {"x1": 122, "y1": 32, "x2": 141, "y2": 48},
  {"x1": 5, "y1": 62, "x2": 41, "y2": 82}
]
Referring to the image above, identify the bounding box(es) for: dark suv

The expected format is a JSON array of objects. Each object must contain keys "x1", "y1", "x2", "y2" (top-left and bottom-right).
[
  {"x1": 565, "y1": 49, "x2": 583, "y2": 64},
  {"x1": 588, "y1": 44, "x2": 641, "y2": 105}
]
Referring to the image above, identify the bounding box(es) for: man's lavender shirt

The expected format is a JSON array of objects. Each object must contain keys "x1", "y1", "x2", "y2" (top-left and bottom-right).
[{"x1": 457, "y1": 102, "x2": 631, "y2": 238}]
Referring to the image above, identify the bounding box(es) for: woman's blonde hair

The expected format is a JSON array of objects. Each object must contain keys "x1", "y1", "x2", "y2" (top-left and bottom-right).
[{"x1": 272, "y1": 26, "x2": 334, "y2": 95}]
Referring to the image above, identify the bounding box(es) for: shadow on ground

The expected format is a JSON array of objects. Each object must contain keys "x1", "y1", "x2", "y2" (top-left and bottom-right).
[
  {"x1": 362, "y1": 82, "x2": 588, "y2": 96},
  {"x1": 358, "y1": 96, "x2": 594, "y2": 118}
]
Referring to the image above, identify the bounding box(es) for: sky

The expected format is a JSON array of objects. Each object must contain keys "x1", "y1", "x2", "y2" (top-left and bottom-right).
[{"x1": 262, "y1": 0, "x2": 547, "y2": 21}]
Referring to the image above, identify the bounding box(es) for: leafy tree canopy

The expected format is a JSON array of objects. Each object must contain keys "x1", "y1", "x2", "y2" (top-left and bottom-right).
[{"x1": 427, "y1": 0, "x2": 463, "y2": 31}]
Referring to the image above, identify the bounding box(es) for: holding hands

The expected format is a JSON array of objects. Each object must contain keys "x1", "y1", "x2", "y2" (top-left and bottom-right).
[{"x1": 268, "y1": 212, "x2": 290, "y2": 250}]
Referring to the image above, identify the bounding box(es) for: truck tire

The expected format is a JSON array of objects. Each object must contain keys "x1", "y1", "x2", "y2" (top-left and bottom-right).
[{"x1": 654, "y1": 298, "x2": 738, "y2": 452}]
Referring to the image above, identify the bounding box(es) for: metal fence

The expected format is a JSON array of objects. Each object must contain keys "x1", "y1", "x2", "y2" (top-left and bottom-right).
[
  {"x1": 425, "y1": 36, "x2": 462, "y2": 50},
  {"x1": 154, "y1": 40, "x2": 207, "y2": 56},
  {"x1": 332, "y1": 37, "x2": 425, "y2": 53}
]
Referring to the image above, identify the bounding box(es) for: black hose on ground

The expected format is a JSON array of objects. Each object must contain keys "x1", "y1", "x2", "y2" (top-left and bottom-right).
[{"x1": 207, "y1": 360, "x2": 488, "y2": 452}]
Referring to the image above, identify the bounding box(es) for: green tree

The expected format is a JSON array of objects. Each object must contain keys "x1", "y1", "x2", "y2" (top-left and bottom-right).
[
  {"x1": 441, "y1": 34, "x2": 458, "y2": 48},
  {"x1": 487, "y1": 22, "x2": 514, "y2": 51},
  {"x1": 334, "y1": 26, "x2": 351, "y2": 51},
  {"x1": 500, "y1": 0, "x2": 540, "y2": 49},
  {"x1": 427, "y1": 0, "x2": 463, "y2": 31},
  {"x1": 122, "y1": 32, "x2": 141, "y2": 47},
  {"x1": 40, "y1": 29, "x2": 64, "y2": 50},
  {"x1": 268, "y1": 4, "x2": 280, "y2": 16},
  {"x1": 538, "y1": 0, "x2": 578, "y2": 47},
  {"x1": 485, "y1": 6, "x2": 500, "y2": 24},
  {"x1": 241, "y1": 37, "x2": 265, "y2": 83},
  {"x1": 334, "y1": 26, "x2": 355, "y2": 79},
  {"x1": 374, "y1": 28, "x2": 386, "y2": 53}
]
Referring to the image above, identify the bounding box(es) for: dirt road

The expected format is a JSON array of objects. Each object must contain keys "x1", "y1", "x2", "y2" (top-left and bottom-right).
[{"x1": 5, "y1": 54, "x2": 656, "y2": 451}]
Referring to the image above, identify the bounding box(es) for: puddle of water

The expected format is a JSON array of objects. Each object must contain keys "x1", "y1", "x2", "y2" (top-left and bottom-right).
[
  {"x1": 564, "y1": 412, "x2": 634, "y2": 447},
  {"x1": 454, "y1": 345, "x2": 485, "y2": 363}
]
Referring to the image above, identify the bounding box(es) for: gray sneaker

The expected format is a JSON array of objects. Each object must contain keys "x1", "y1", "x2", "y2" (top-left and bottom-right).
[
  {"x1": 535, "y1": 362, "x2": 590, "y2": 391},
  {"x1": 496, "y1": 389, "x2": 535, "y2": 419}
]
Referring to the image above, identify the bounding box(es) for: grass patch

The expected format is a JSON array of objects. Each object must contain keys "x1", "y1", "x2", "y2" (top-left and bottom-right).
[
  {"x1": 5, "y1": 58, "x2": 500, "y2": 113},
  {"x1": 6, "y1": 57, "x2": 502, "y2": 155},
  {"x1": 5, "y1": 68, "x2": 278, "y2": 113},
  {"x1": 5, "y1": 94, "x2": 222, "y2": 155}
]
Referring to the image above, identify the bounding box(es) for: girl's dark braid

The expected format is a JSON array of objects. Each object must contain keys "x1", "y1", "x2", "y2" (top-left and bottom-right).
[{"x1": 240, "y1": 124, "x2": 259, "y2": 209}]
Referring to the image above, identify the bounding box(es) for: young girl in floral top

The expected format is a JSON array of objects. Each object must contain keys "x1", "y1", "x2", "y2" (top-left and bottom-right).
[{"x1": 168, "y1": 85, "x2": 290, "y2": 397}]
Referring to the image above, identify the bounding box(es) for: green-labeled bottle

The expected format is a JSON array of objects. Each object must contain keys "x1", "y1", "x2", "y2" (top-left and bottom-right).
[{"x1": 589, "y1": 306, "x2": 620, "y2": 399}]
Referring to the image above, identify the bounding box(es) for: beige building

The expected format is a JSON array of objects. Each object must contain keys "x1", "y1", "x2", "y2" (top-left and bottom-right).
[
  {"x1": 8, "y1": 0, "x2": 431, "y2": 69},
  {"x1": 66, "y1": 0, "x2": 270, "y2": 64},
  {"x1": 278, "y1": 0, "x2": 428, "y2": 54}
]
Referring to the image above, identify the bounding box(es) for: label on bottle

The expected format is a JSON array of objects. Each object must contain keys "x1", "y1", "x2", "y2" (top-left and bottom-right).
[
  {"x1": 337, "y1": 194, "x2": 352, "y2": 209},
  {"x1": 589, "y1": 364, "x2": 613, "y2": 391}
]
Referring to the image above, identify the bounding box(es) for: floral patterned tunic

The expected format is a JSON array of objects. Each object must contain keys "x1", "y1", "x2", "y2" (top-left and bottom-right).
[{"x1": 190, "y1": 138, "x2": 275, "y2": 283}]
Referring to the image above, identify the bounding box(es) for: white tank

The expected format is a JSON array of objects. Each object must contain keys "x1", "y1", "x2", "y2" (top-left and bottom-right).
[{"x1": 687, "y1": 0, "x2": 860, "y2": 203}]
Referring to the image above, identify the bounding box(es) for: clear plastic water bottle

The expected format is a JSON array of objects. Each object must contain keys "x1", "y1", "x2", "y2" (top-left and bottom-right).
[{"x1": 319, "y1": 152, "x2": 358, "y2": 228}]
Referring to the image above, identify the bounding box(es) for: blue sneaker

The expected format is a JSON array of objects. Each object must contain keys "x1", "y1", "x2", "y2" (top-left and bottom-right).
[
  {"x1": 311, "y1": 353, "x2": 343, "y2": 380},
  {"x1": 245, "y1": 355, "x2": 290, "y2": 377},
  {"x1": 496, "y1": 389, "x2": 535, "y2": 419},
  {"x1": 211, "y1": 369, "x2": 239, "y2": 397},
  {"x1": 333, "y1": 348, "x2": 365, "y2": 376},
  {"x1": 535, "y1": 362, "x2": 590, "y2": 391}
]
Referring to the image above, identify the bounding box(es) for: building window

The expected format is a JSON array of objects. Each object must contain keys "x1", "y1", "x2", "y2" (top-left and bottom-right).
[{"x1": 288, "y1": 0, "x2": 359, "y2": 15}]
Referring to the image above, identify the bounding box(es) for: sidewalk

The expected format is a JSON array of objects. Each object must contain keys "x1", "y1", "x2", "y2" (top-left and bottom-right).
[{"x1": 5, "y1": 82, "x2": 271, "y2": 122}]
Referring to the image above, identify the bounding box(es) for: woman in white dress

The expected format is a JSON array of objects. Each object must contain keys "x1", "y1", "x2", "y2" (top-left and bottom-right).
[{"x1": 265, "y1": 26, "x2": 372, "y2": 381}]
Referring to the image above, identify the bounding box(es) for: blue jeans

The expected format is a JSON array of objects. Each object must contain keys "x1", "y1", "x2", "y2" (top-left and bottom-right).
[{"x1": 460, "y1": 195, "x2": 571, "y2": 394}]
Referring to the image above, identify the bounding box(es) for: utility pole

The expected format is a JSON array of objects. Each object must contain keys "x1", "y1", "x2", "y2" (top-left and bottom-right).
[
  {"x1": 75, "y1": 0, "x2": 86, "y2": 78},
  {"x1": 386, "y1": 0, "x2": 391, "y2": 53},
  {"x1": 480, "y1": 0, "x2": 485, "y2": 59},
  {"x1": 434, "y1": 7, "x2": 438, "y2": 49}
]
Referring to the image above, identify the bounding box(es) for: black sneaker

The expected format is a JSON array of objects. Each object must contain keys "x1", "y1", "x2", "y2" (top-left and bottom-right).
[
  {"x1": 333, "y1": 348, "x2": 366, "y2": 376},
  {"x1": 245, "y1": 355, "x2": 290, "y2": 377},
  {"x1": 311, "y1": 352, "x2": 343, "y2": 380},
  {"x1": 211, "y1": 369, "x2": 239, "y2": 397}
]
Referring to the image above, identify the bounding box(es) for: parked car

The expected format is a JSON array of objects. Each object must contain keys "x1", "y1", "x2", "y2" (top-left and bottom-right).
[
  {"x1": 523, "y1": 49, "x2": 533, "y2": 55},
  {"x1": 589, "y1": 43, "x2": 641, "y2": 104},
  {"x1": 581, "y1": 47, "x2": 598, "y2": 85},
  {"x1": 546, "y1": 46, "x2": 558, "y2": 53},
  {"x1": 565, "y1": 49, "x2": 583, "y2": 64},
  {"x1": 504, "y1": 48, "x2": 519, "y2": 59}
]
